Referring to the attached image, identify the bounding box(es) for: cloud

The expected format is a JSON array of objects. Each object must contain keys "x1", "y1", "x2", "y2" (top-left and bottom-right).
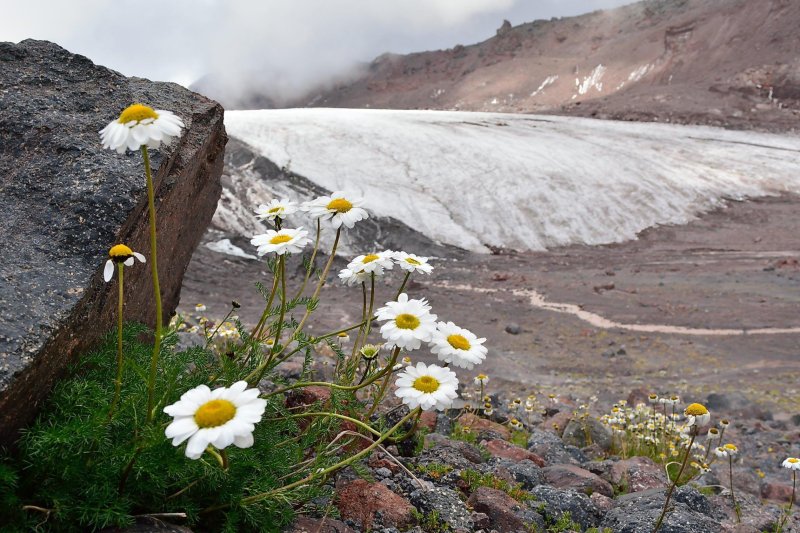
[{"x1": 0, "y1": 0, "x2": 634, "y2": 99}]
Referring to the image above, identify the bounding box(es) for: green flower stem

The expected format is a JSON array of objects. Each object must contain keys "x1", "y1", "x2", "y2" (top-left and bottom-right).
[
  {"x1": 274, "y1": 411, "x2": 382, "y2": 438},
  {"x1": 394, "y1": 271, "x2": 411, "y2": 300},
  {"x1": 293, "y1": 219, "x2": 321, "y2": 300},
  {"x1": 365, "y1": 346, "x2": 402, "y2": 419},
  {"x1": 385, "y1": 408, "x2": 422, "y2": 444},
  {"x1": 729, "y1": 455, "x2": 740, "y2": 523},
  {"x1": 206, "y1": 447, "x2": 228, "y2": 470},
  {"x1": 108, "y1": 264, "x2": 125, "y2": 420},
  {"x1": 206, "y1": 407, "x2": 421, "y2": 513},
  {"x1": 204, "y1": 304, "x2": 237, "y2": 349},
  {"x1": 245, "y1": 228, "x2": 341, "y2": 384},
  {"x1": 252, "y1": 267, "x2": 279, "y2": 340},
  {"x1": 653, "y1": 428, "x2": 697, "y2": 533},
  {"x1": 142, "y1": 145, "x2": 162, "y2": 424},
  {"x1": 777, "y1": 470, "x2": 796, "y2": 533},
  {"x1": 254, "y1": 255, "x2": 286, "y2": 384}
]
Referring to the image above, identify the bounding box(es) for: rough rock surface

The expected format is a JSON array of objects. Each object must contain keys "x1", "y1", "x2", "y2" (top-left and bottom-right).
[
  {"x1": 335, "y1": 479, "x2": 416, "y2": 530},
  {"x1": 0, "y1": 39, "x2": 226, "y2": 444},
  {"x1": 466, "y1": 486, "x2": 545, "y2": 531}
]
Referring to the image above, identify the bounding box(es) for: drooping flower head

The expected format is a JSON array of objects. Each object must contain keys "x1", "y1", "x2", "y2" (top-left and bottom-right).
[
  {"x1": 336, "y1": 331, "x2": 350, "y2": 345},
  {"x1": 255, "y1": 198, "x2": 299, "y2": 221},
  {"x1": 338, "y1": 267, "x2": 369, "y2": 286},
  {"x1": 100, "y1": 103, "x2": 184, "y2": 154},
  {"x1": 648, "y1": 393, "x2": 659, "y2": 404},
  {"x1": 429, "y1": 321, "x2": 487, "y2": 370},
  {"x1": 394, "y1": 362, "x2": 458, "y2": 411},
  {"x1": 393, "y1": 251, "x2": 434, "y2": 275},
  {"x1": 251, "y1": 227, "x2": 311, "y2": 256},
  {"x1": 103, "y1": 244, "x2": 146, "y2": 282},
  {"x1": 375, "y1": 293, "x2": 437, "y2": 350},
  {"x1": 163, "y1": 381, "x2": 266, "y2": 459},
  {"x1": 304, "y1": 191, "x2": 368, "y2": 229},
  {"x1": 684, "y1": 403, "x2": 711, "y2": 427}
]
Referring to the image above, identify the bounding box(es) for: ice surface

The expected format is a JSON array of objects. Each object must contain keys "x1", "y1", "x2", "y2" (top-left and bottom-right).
[{"x1": 224, "y1": 108, "x2": 800, "y2": 253}]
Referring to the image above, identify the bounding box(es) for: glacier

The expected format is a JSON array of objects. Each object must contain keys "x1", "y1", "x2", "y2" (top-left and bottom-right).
[{"x1": 222, "y1": 108, "x2": 800, "y2": 253}]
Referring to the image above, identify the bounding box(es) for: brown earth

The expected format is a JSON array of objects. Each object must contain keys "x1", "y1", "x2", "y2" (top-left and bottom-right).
[
  {"x1": 179, "y1": 194, "x2": 800, "y2": 414},
  {"x1": 270, "y1": 0, "x2": 800, "y2": 134}
]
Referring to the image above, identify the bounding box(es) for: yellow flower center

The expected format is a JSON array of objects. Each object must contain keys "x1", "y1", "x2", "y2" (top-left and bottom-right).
[
  {"x1": 109, "y1": 244, "x2": 133, "y2": 258},
  {"x1": 268, "y1": 206, "x2": 282, "y2": 213},
  {"x1": 118, "y1": 103, "x2": 159, "y2": 124},
  {"x1": 447, "y1": 334, "x2": 471, "y2": 351},
  {"x1": 723, "y1": 443, "x2": 738, "y2": 452},
  {"x1": 477, "y1": 374, "x2": 487, "y2": 381},
  {"x1": 413, "y1": 375, "x2": 440, "y2": 393},
  {"x1": 269, "y1": 234, "x2": 293, "y2": 245},
  {"x1": 337, "y1": 332, "x2": 348, "y2": 337},
  {"x1": 788, "y1": 458, "x2": 800, "y2": 464},
  {"x1": 327, "y1": 198, "x2": 353, "y2": 213},
  {"x1": 684, "y1": 403, "x2": 708, "y2": 416},
  {"x1": 194, "y1": 399, "x2": 236, "y2": 428},
  {"x1": 395, "y1": 313, "x2": 420, "y2": 330},
  {"x1": 406, "y1": 257, "x2": 421, "y2": 265},
  {"x1": 362, "y1": 254, "x2": 380, "y2": 263}
]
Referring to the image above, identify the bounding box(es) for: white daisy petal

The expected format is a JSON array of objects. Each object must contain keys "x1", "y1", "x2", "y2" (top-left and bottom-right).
[{"x1": 103, "y1": 260, "x2": 114, "y2": 282}]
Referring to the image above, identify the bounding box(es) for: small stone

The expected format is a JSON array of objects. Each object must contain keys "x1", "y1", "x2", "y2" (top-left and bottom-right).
[
  {"x1": 530, "y1": 485, "x2": 602, "y2": 529},
  {"x1": 561, "y1": 419, "x2": 613, "y2": 451},
  {"x1": 527, "y1": 429, "x2": 582, "y2": 465},
  {"x1": 610, "y1": 456, "x2": 668, "y2": 493},
  {"x1": 467, "y1": 487, "x2": 545, "y2": 531},
  {"x1": 458, "y1": 412, "x2": 512, "y2": 439},
  {"x1": 504, "y1": 323, "x2": 522, "y2": 335},
  {"x1": 761, "y1": 481, "x2": 794, "y2": 502},
  {"x1": 287, "y1": 517, "x2": 358, "y2": 533},
  {"x1": 542, "y1": 464, "x2": 614, "y2": 497},
  {"x1": 410, "y1": 486, "x2": 473, "y2": 530},
  {"x1": 483, "y1": 439, "x2": 545, "y2": 466},
  {"x1": 335, "y1": 480, "x2": 416, "y2": 530},
  {"x1": 375, "y1": 467, "x2": 392, "y2": 479}
]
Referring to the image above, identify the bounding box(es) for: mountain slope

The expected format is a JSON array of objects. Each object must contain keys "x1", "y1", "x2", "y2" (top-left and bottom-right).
[{"x1": 218, "y1": 108, "x2": 800, "y2": 253}]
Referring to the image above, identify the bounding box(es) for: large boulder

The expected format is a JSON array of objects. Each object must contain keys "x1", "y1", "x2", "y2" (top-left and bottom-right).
[{"x1": 0, "y1": 40, "x2": 226, "y2": 444}]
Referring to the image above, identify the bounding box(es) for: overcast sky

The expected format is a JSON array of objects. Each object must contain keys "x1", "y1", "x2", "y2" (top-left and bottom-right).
[{"x1": 1, "y1": 0, "x2": 634, "y2": 91}]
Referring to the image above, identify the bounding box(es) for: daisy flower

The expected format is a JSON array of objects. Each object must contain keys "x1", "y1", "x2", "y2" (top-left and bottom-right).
[
  {"x1": 648, "y1": 394, "x2": 659, "y2": 404},
  {"x1": 429, "y1": 321, "x2": 487, "y2": 370},
  {"x1": 509, "y1": 418, "x2": 524, "y2": 431},
  {"x1": 336, "y1": 331, "x2": 350, "y2": 345},
  {"x1": 255, "y1": 198, "x2": 299, "y2": 221},
  {"x1": 360, "y1": 344, "x2": 381, "y2": 360},
  {"x1": 684, "y1": 403, "x2": 710, "y2": 427},
  {"x1": 348, "y1": 251, "x2": 394, "y2": 276},
  {"x1": 714, "y1": 446, "x2": 730, "y2": 458},
  {"x1": 474, "y1": 374, "x2": 489, "y2": 387},
  {"x1": 375, "y1": 293, "x2": 438, "y2": 350},
  {"x1": 393, "y1": 251, "x2": 434, "y2": 274},
  {"x1": 251, "y1": 227, "x2": 310, "y2": 256},
  {"x1": 394, "y1": 362, "x2": 459, "y2": 411},
  {"x1": 99, "y1": 103, "x2": 184, "y2": 154},
  {"x1": 783, "y1": 458, "x2": 800, "y2": 470},
  {"x1": 164, "y1": 381, "x2": 267, "y2": 460},
  {"x1": 722, "y1": 443, "x2": 739, "y2": 456},
  {"x1": 304, "y1": 191, "x2": 368, "y2": 229},
  {"x1": 195, "y1": 303, "x2": 207, "y2": 313},
  {"x1": 103, "y1": 244, "x2": 146, "y2": 282},
  {"x1": 338, "y1": 267, "x2": 369, "y2": 286}
]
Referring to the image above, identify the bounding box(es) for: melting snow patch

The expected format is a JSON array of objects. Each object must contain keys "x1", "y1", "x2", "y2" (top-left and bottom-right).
[
  {"x1": 577, "y1": 64, "x2": 606, "y2": 95},
  {"x1": 206, "y1": 239, "x2": 258, "y2": 260},
  {"x1": 531, "y1": 75, "x2": 559, "y2": 97}
]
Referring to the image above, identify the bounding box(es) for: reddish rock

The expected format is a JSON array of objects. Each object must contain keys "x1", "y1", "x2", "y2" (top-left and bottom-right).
[
  {"x1": 287, "y1": 517, "x2": 358, "y2": 533},
  {"x1": 368, "y1": 451, "x2": 402, "y2": 474},
  {"x1": 543, "y1": 464, "x2": 614, "y2": 497},
  {"x1": 543, "y1": 411, "x2": 572, "y2": 435},
  {"x1": 336, "y1": 479, "x2": 416, "y2": 529},
  {"x1": 285, "y1": 386, "x2": 332, "y2": 410},
  {"x1": 458, "y1": 412, "x2": 511, "y2": 439},
  {"x1": 419, "y1": 411, "x2": 438, "y2": 432},
  {"x1": 610, "y1": 456, "x2": 667, "y2": 492},
  {"x1": 761, "y1": 482, "x2": 794, "y2": 502},
  {"x1": 466, "y1": 487, "x2": 526, "y2": 531},
  {"x1": 627, "y1": 388, "x2": 651, "y2": 407},
  {"x1": 590, "y1": 491, "x2": 614, "y2": 512},
  {"x1": 483, "y1": 439, "x2": 545, "y2": 467}
]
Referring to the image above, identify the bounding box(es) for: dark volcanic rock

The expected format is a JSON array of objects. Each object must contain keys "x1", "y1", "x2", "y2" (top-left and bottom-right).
[
  {"x1": 529, "y1": 485, "x2": 602, "y2": 530},
  {"x1": 600, "y1": 486, "x2": 720, "y2": 532},
  {"x1": 409, "y1": 486, "x2": 473, "y2": 530},
  {"x1": 0, "y1": 39, "x2": 226, "y2": 444},
  {"x1": 467, "y1": 487, "x2": 545, "y2": 531}
]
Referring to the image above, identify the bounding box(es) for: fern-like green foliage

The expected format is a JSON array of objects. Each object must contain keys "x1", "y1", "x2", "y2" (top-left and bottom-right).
[{"x1": 0, "y1": 324, "x2": 345, "y2": 532}]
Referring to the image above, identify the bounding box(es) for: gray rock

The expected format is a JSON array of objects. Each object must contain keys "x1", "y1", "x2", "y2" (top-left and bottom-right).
[
  {"x1": 409, "y1": 487, "x2": 473, "y2": 530},
  {"x1": 600, "y1": 487, "x2": 720, "y2": 532},
  {"x1": 529, "y1": 485, "x2": 602, "y2": 529},
  {"x1": 0, "y1": 39, "x2": 225, "y2": 445},
  {"x1": 500, "y1": 459, "x2": 545, "y2": 490},
  {"x1": 419, "y1": 434, "x2": 484, "y2": 468},
  {"x1": 504, "y1": 323, "x2": 522, "y2": 335},
  {"x1": 562, "y1": 418, "x2": 613, "y2": 451},
  {"x1": 527, "y1": 429, "x2": 583, "y2": 465}
]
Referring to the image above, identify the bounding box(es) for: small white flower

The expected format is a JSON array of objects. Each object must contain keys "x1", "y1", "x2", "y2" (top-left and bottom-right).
[
  {"x1": 195, "y1": 303, "x2": 207, "y2": 313},
  {"x1": 164, "y1": 381, "x2": 267, "y2": 460},
  {"x1": 338, "y1": 267, "x2": 370, "y2": 286},
  {"x1": 336, "y1": 331, "x2": 350, "y2": 345},
  {"x1": 99, "y1": 103, "x2": 184, "y2": 154},
  {"x1": 714, "y1": 446, "x2": 729, "y2": 458},
  {"x1": 783, "y1": 457, "x2": 800, "y2": 470},
  {"x1": 648, "y1": 394, "x2": 659, "y2": 404},
  {"x1": 375, "y1": 293, "x2": 438, "y2": 351},
  {"x1": 251, "y1": 227, "x2": 311, "y2": 256},
  {"x1": 684, "y1": 403, "x2": 711, "y2": 427},
  {"x1": 348, "y1": 251, "x2": 395, "y2": 276},
  {"x1": 393, "y1": 251, "x2": 434, "y2": 274},
  {"x1": 103, "y1": 244, "x2": 146, "y2": 282},
  {"x1": 474, "y1": 374, "x2": 489, "y2": 387},
  {"x1": 395, "y1": 362, "x2": 459, "y2": 411},
  {"x1": 429, "y1": 321, "x2": 487, "y2": 370},
  {"x1": 509, "y1": 418, "x2": 524, "y2": 431},
  {"x1": 304, "y1": 191, "x2": 368, "y2": 229},
  {"x1": 255, "y1": 198, "x2": 299, "y2": 221}
]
